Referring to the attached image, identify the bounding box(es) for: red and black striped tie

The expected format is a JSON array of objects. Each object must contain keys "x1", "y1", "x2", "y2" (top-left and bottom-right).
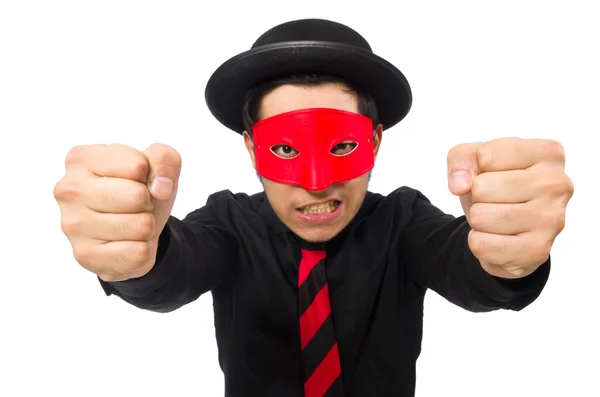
[{"x1": 298, "y1": 248, "x2": 344, "y2": 397}]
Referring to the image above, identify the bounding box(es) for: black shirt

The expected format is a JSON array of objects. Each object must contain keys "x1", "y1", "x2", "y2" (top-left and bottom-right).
[{"x1": 99, "y1": 186, "x2": 550, "y2": 397}]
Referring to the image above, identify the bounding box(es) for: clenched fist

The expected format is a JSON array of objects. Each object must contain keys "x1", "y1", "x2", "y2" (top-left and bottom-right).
[
  {"x1": 53, "y1": 143, "x2": 182, "y2": 282},
  {"x1": 447, "y1": 137, "x2": 574, "y2": 279}
]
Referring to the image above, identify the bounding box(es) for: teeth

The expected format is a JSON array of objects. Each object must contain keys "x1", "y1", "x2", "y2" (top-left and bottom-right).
[{"x1": 300, "y1": 200, "x2": 339, "y2": 214}]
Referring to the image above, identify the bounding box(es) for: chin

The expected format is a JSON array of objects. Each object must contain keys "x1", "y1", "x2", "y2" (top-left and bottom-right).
[{"x1": 294, "y1": 225, "x2": 341, "y2": 243}]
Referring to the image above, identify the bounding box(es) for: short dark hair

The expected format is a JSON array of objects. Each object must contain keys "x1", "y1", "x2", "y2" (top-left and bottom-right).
[{"x1": 241, "y1": 74, "x2": 380, "y2": 136}]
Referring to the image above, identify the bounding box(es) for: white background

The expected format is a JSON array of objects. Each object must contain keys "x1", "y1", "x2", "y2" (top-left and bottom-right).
[{"x1": 1, "y1": 1, "x2": 598, "y2": 396}]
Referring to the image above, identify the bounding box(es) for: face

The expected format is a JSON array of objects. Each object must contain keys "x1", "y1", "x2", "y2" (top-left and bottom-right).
[{"x1": 244, "y1": 83, "x2": 383, "y2": 243}]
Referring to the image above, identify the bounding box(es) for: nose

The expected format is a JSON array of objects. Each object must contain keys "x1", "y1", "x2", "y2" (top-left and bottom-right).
[{"x1": 301, "y1": 162, "x2": 333, "y2": 191}]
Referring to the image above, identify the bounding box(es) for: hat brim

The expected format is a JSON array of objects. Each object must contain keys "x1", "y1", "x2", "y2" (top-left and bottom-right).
[{"x1": 204, "y1": 41, "x2": 412, "y2": 134}]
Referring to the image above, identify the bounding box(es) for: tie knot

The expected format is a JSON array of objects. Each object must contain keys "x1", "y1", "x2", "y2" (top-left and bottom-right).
[
  {"x1": 300, "y1": 239, "x2": 326, "y2": 251},
  {"x1": 301, "y1": 247, "x2": 326, "y2": 256}
]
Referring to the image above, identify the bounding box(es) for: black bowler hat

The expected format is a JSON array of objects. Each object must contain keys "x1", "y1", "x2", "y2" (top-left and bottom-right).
[{"x1": 204, "y1": 18, "x2": 412, "y2": 134}]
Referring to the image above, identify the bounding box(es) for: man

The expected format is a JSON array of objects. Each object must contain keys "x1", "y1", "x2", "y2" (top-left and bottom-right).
[{"x1": 53, "y1": 18, "x2": 573, "y2": 397}]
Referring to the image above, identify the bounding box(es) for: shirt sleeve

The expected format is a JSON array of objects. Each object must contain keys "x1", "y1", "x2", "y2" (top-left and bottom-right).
[
  {"x1": 97, "y1": 199, "x2": 239, "y2": 313},
  {"x1": 401, "y1": 189, "x2": 551, "y2": 312}
]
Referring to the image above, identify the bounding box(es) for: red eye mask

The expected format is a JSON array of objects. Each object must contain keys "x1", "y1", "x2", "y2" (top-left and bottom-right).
[{"x1": 252, "y1": 108, "x2": 374, "y2": 191}]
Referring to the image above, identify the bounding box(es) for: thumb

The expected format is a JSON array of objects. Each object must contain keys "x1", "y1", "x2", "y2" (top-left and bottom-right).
[
  {"x1": 144, "y1": 143, "x2": 182, "y2": 200},
  {"x1": 143, "y1": 143, "x2": 182, "y2": 235},
  {"x1": 447, "y1": 142, "x2": 483, "y2": 196}
]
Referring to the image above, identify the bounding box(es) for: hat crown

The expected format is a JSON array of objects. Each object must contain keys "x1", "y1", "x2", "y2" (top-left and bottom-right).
[{"x1": 252, "y1": 18, "x2": 372, "y2": 52}]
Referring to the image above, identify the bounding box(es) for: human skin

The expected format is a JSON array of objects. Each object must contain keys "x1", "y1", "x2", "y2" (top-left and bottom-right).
[{"x1": 243, "y1": 82, "x2": 383, "y2": 243}]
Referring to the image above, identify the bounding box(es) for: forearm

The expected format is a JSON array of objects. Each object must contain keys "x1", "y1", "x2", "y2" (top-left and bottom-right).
[
  {"x1": 413, "y1": 215, "x2": 551, "y2": 312},
  {"x1": 99, "y1": 214, "x2": 235, "y2": 313}
]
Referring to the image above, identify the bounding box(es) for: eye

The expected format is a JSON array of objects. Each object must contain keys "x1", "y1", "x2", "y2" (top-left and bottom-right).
[
  {"x1": 270, "y1": 144, "x2": 299, "y2": 159},
  {"x1": 330, "y1": 141, "x2": 358, "y2": 156}
]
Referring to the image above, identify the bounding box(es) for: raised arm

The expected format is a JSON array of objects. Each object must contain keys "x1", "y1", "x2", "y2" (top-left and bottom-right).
[
  {"x1": 54, "y1": 143, "x2": 237, "y2": 313},
  {"x1": 401, "y1": 190, "x2": 551, "y2": 312},
  {"x1": 402, "y1": 137, "x2": 573, "y2": 312},
  {"x1": 98, "y1": 206, "x2": 238, "y2": 312}
]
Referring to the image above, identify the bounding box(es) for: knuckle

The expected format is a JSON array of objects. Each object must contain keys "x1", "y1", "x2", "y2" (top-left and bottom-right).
[
  {"x1": 109, "y1": 144, "x2": 149, "y2": 181},
  {"x1": 468, "y1": 231, "x2": 485, "y2": 256},
  {"x1": 110, "y1": 182, "x2": 151, "y2": 212},
  {"x1": 129, "y1": 261, "x2": 155, "y2": 279},
  {"x1": 135, "y1": 212, "x2": 156, "y2": 240},
  {"x1": 129, "y1": 157, "x2": 150, "y2": 182},
  {"x1": 126, "y1": 241, "x2": 155, "y2": 268},
  {"x1": 543, "y1": 139, "x2": 566, "y2": 163},
  {"x1": 561, "y1": 173, "x2": 575, "y2": 198},
  {"x1": 53, "y1": 178, "x2": 80, "y2": 203},
  {"x1": 544, "y1": 209, "x2": 566, "y2": 233},
  {"x1": 131, "y1": 184, "x2": 152, "y2": 210},
  {"x1": 540, "y1": 173, "x2": 573, "y2": 196},
  {"x1": 567, "y1": 174, "x2": 575, "y2": 193},
  {"x1": 531, "y1": 238, "x2": 552, "y2": 262},
  {"x1": 468, "y1": 203, "x2": 484, "y2": 229},
  {"x1": 65, "y1": 145, "x2": 86, "y2": 166},
  {"x1": 124, "y1": 154, "x2": 149, "y2": 182},
  {"x1": 61, "y1": 215, "x2": 84, "y2": 236},
  {"x1": 476, "y1": 145, "x2": 493, "y2": 170},
  {"x1": 72, "y1": 244, "x2": 92, "y2": 266},
  {"x1": 533, "y1": 251, "x2": 550, "y2": 267},
  {"x1": 469, "y1": 204, "x2": 508, "y2": 229}
]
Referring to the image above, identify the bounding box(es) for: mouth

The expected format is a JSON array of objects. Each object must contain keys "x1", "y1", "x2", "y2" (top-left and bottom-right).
[
  {"x1": 297, "y1": 200, "x2": 341, "y2": 214},
  {"x1": 295, "y1": 199, "x2": 342, "y2": 224}
]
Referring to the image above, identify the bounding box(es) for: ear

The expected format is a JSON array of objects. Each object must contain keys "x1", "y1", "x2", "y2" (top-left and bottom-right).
[
  {"x1": 372, "y1": 124, "x2": 383, "y2": 158},
  {"x1": 243, "y1": 130, "x2": 257, "y2": 169}
]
